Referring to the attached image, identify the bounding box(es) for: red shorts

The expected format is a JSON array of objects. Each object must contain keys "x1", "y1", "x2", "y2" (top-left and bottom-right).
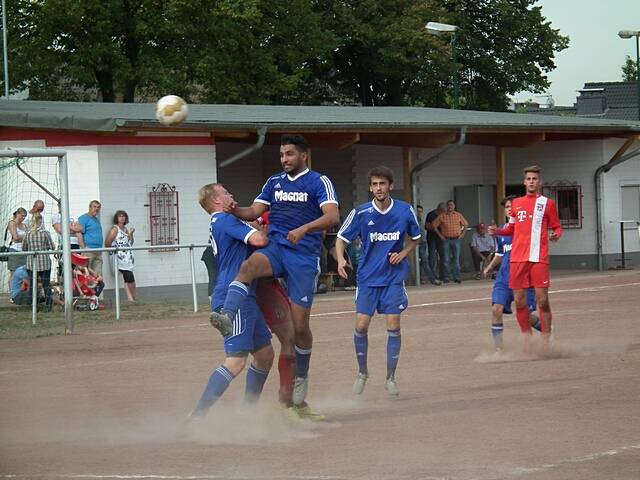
[
  {"x1": 255, "y1": 278, "x2": 291, "y2": 329},
  {"x1": 509, "y1": 262, "x2": 550, "y2": 289}
]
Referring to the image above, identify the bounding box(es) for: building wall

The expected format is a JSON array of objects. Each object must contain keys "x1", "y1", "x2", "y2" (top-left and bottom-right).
[{"x1": 96, "y1": 144, "x2": 216, "y2": 290}]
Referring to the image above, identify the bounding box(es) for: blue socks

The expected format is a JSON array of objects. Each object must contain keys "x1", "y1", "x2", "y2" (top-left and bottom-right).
[
  {"x1": 294, "y1": 345, "x2": 312, "y2": 378},
  {"x1": 193, "y1": 365, "x2": 234, "y2": 415},
  {"x1": 222, "y1": 281, "x2": 249, "y2": 317},
  {"x1": 386, "y1": 329, "x2": 401, "y2": 379},
  {"x1": 244, "y1": 363, "x2": 270, "y2": 404},
  {"x1": 354, "y1": 330, "x2": 369, "y2": 375},
  {"x1": 491, "y1": 324, "x2": 504, "y2": 350}
]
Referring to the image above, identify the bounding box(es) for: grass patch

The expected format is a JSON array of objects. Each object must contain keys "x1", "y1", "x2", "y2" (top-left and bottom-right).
[{"x1": 0, "y1": 301, "x2": 211, "y2": 340}]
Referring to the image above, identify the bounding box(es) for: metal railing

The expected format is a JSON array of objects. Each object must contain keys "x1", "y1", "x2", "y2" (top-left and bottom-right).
[{"x1": 2, "y1": 242, "x2": 210, "y2": 329}]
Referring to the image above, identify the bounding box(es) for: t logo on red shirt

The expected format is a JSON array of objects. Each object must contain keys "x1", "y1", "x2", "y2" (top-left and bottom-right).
[{"x1": 517, "y1": 210, "x2": 527, "y2": 222}]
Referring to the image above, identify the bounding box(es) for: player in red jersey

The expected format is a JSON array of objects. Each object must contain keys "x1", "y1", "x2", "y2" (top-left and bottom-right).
[{"x1": 489, "y1": 165, "x2": 562, "y2": 354}]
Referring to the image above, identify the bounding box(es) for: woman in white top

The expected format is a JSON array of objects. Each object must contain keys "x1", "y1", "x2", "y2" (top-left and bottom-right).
[
  {"x1": 104, "y1": 210, "x2": 137, "y2": 302},
  {"x1": 5, "y1": 207, "x2": 28, "y2": 289}
]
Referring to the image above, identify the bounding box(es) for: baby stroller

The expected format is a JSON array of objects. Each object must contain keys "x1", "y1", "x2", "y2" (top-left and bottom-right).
[{"x1": 70, "y1": 253, "x2": 105, "y2": 311}]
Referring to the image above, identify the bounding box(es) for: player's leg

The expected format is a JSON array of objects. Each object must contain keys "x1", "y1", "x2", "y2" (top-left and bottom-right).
[
  {"x1": 353, "y1": 312, "x2": 374, "y2": 394},
  {"x1": 290, "y1": 303, "x2": 313, "y2": 404},
  {"x1": 526, "y1": 288, "x2": 541, "y2": 331},
  {"x1": 191, "y1": 355, "x2": 247, "y2": 418},
  {"x1": 379, "y1": 284, "x2": 408, "y2": 396},
  {"x1": 243, "y1": 302, "x2": 274, "y2": 404},
  {"x1": 211, "y1": 248, "x2": 277, "y2": 336},
  {"x1": 534, "y1": 287, "x2": 552, "y2": 349},
  {"x1": 384, "y1": 314, "x2": 401, "y2": 396},
  {"x1": 491, "y1": 303, "x2": 505, "y2": 351}
]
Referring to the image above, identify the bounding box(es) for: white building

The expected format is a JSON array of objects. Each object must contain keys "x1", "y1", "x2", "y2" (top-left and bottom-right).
[{"x1": 1, "y1": 101, "x2": 638, "y2": 297}]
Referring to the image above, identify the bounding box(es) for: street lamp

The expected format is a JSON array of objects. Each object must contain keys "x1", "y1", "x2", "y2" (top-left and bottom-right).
[
  {"x1": 426, "y1": 22, "x2": 459, "y2": 109},
  {"x1": 618, "y1": 29, "x2": 640, "y2": 121}
]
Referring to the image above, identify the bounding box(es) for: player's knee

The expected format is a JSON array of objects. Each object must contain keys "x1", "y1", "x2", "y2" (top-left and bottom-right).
[
  {"x1": 538, "y1": 300, "x2": 550, "y2": 311},
  {"x1": 254, "y1": 345, "x2": 274, "y2": 370},
  {"x1": 223, "y1": 355, "x2": 248, "y2": 376},
  {"x1": 491, "y1": 304, "x2": 503, "y2": 317}
]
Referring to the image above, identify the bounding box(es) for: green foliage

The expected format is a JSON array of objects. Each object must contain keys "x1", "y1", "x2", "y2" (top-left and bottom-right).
[
  {"x1": 1, "y1": 0, "x2": 568, "y2": 110},
  {"x1": 622, "y1": 55, "x2": 639, "y2": 82}
]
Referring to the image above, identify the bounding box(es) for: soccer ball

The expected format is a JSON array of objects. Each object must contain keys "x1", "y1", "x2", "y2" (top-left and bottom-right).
[{"x1": 155, "y1": 95, "x2": 188, "y2": 126}]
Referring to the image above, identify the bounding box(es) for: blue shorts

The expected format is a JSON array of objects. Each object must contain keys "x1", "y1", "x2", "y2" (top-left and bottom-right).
[
  {"x1": 257, "y1": 241, "x2": 320, "y2": 308},
  {"x1": 355, "y1": 283, "x2": 408, "y2": 317},
  {"x1": 213, "y1": 297, "x2": 272, "y2": 356},
  {"x1": 492, "y1": 282, "x2": 536, "y2": 314}
]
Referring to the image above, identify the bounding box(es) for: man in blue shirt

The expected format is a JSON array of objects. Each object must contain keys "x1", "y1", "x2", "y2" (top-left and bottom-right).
[
  {"x1": 210, "y1": 135, "x2": 340, "y2": 419},
  {"x1": 189, "y1": 183, "x2": 274, "y2": 419},
  {"x1": 78, "y1": 200, "x2": 104, "y2": 275},
  {"x1": 209, "y1": 134, "x2": 339, "y2": 420},
  {"x1": 483, "y1": 196, "x2": 539, "y2": 352},
  {"x1": 335, "y1": 166, "x2": 421, "y2": 396}
]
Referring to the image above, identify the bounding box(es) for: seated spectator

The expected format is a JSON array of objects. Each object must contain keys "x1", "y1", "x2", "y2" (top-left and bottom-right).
[
  {"x1": 470, "y1": 222, "x2": 496, "y2": 279},
  {"x1": 10, "y1": 265, "x2": 34, "y2": 305}
]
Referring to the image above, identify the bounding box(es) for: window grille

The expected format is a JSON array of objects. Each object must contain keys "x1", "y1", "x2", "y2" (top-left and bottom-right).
[
  {"x1": 146, "y1": 183, "x2": 180, "y2": 250},
  {"x1": 542, "y1": 183, "x2": 582, "y2": 229}
]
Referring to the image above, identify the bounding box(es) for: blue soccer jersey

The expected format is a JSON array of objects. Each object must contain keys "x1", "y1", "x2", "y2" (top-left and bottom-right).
[
  {"x1": 255, "y1": 168, "x2": 338, "y2": 256},
  {"x1": 209, "y1": 212, "x2": 258, "y2": 308},
  {"x1": 338, "y1": 198, "x2": 421, "y2": 287},
  {"x1": 494, "y1": 226, "x2": 513, "y2": 287}
]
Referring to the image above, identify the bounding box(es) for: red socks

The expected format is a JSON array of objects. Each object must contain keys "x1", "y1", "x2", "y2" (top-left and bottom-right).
[
  {"x1": 516, "y1": 306, "x2": 532, "y2": 333},
  {"x1": 278, "y1": 354, "x2": 295, "y2": 406}
]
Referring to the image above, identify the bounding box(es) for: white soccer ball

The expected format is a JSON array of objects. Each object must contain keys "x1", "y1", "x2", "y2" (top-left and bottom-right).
[{"x1": 155, "y1": 95, "x2": 188, "y2": 126}]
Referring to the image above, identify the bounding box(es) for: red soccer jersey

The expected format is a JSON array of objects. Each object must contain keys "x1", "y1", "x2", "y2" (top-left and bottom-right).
[{"x1": 496, "y1": 194, "x2": 562, "y2": 264}]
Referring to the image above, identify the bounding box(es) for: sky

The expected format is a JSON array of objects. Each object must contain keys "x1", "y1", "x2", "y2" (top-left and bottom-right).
[{"x1": 512, "y1": 0, "x2": 640, "y2": 107}]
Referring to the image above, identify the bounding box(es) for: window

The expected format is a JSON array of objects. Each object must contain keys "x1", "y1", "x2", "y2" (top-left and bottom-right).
[
  {"x1": 542, "y1": 183, "x2": 583, "y2": 229},
  {"x1": 147, "y1": 183, "x2": 180, "y2": 250}
]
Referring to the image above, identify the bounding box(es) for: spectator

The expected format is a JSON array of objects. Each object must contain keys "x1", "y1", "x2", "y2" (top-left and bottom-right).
[
  {"x1": 5, "y1": 207, "x2": 28, "y2": 291},
  {"x1": 416, "y1": 205, "x2": 441, "y2": 286},
  {"x1": 10, "y1": 265, "x2": 32, "y2": 305},
  {"x1": 21, "y1": 212, "x2": 55, "y2": 308},
  {"x1": 78, "y1": 200, "x2": 104, "y2": 275},
  {"x1": 24, "y1": 199, "x2": 46, "y2": 232},
  {"x1": 52, "y1": 209, "x2": 83, "y2": 279},
  {"x1": 425, "y1": 202, "x2": 446, "y2": 281},
  {"x1": 470, "y1": 222, "x2": 496, "y2": 279},
  {"x1": 432, "y1": 200, "x2": 469, "y2": 283},
  {"x1": 104, "y1": 210, "x2": 136, "y2": 302}
]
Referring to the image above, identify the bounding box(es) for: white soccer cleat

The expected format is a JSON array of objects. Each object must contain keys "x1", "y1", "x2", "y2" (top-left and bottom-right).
[
  {"x1": 352, "y1": 372, "x2": 368, "y2": 395},
  {"x1": 384, "y1": 377, "x2": 400, "y2": 396},
  {"x1": 292, "y1": 376, "x2": 308, "y2": 404}
]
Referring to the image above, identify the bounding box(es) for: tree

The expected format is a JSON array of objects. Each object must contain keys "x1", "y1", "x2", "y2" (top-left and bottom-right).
[
  {"x1": 3, "y1": 0, "x2": 334, "y2": 103},
  {"x1": 315, "y1": 0, "x2": 568, "y2": 110},
  {"x1": 622, "y1": 55, "x2": 639, "y2": 82}
]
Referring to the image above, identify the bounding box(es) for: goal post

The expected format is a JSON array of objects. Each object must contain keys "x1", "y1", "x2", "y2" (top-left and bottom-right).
[{"x1": 0, "y1": 148, "x2": 74, "y2": 332}]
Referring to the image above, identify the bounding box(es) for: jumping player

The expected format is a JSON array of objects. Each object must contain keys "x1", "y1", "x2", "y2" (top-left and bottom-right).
[
  {"x1": 189, "y1": 183, "x2": 274, "y2": 419},
  {"x1": 335, "y1": 166, "x2": 421, "y2": 396},
  {"x1": 210, "y1": 134, "x2": 339, "y2": 420},
  {"x1": 489, "y1": 166, "x2": 562, "y2": 354},
  {"x1": 483, "y1": 196, "x2": 540, "y2": 352}
]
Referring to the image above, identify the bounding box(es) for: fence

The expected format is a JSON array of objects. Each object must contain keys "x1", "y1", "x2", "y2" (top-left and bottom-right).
[{"x1": 3, "y1": 242, "x2": 210, "y2": 331}]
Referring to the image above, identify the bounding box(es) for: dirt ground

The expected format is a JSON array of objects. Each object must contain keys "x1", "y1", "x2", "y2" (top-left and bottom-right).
[{"x1": 1, "y1": 269, "x2": 639, "y2": 480}]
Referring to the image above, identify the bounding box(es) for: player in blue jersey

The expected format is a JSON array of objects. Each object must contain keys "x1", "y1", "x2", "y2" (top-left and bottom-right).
[
  {"x1": 335, "y1": 166, "x2": 421, "y2": 396},
  {"x1": 209, "y1": 134, "x2": 339, "y2": 420},
  {"x1": 483, "y1": 196, "x2": 540, "y2": 352},
  {"x1": 189, "y1": 183, "x2": 275, "y2": 419}
]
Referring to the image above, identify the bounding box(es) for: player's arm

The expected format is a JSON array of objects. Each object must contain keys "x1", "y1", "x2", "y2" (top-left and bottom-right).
[
  {"x1": 335, "y1": 237, "x2": 351, "y2": 279},
  {"x1": 547, "y1": 200, "x2": 563, "y2": 242},
  {"x1": 492, "y1": 220, "x2": 514, "y2": 237},
  {"x1": 246, "y1": 228, "x2": 269, "y2": 248},
  {"x1": 287, "y1": 203, "x2": 340, "y2": 245},
  {"x1": 389, "y1": 237, "x2": 419, "y2": 265},
  {"x1": 483, "y1": 253, "x2": 502, "y2": 278},
  {"x1": 224, "y1": 200, "x2": 268, "y2": 222}
]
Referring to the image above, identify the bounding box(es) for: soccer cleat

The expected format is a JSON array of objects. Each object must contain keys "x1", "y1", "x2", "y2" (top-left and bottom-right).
[
  {"x1": 289, "y1": 403, "x2": 325, "y2": 422},
  {"x1": 384, "y1": 377, "x2": 400, "y2": 396},
  {"x1": 352, "y1": 372, "x2": 368, "y2": 395},
  {"x1": 292, "y1": 376, "x2": 308, "y2": 404},
  {"x1": 209, "y1": 311, "x2": 233, "y2": 337}
]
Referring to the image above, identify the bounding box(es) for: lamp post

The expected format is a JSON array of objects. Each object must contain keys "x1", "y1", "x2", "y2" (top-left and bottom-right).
[
  {"x1": 1, "y1": 0, "x2": 8, "y2": 98},
  {"x1": 426, "y1": 21, "x2": 459, "y2": 109},
  {"x1": 618, "y1": 29, "x2": 640, "y2": 121}
]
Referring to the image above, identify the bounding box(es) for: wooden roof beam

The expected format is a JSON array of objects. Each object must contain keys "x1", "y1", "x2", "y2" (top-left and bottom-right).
[
  {"x1": 465, "y1": 132, "x2": 546, "y2": 148},
  {"x1": 359, "y1": 132, "x2": 458, "y2": 148}
]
